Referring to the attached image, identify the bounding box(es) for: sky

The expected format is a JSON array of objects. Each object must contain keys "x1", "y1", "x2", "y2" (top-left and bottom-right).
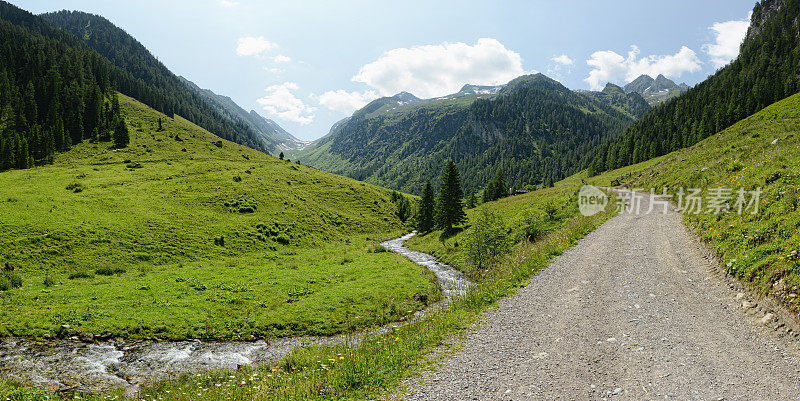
[{"x1": 12, "y1": 0, "x2": 756, "y2": 141}]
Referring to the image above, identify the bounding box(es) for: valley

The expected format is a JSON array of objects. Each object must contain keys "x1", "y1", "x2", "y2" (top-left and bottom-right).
[{"x1": 2, "y1": 0, "x2": 800, "y2": 399}]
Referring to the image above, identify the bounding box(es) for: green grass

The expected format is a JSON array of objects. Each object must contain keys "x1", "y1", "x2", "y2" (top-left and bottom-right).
[
  {"x1": 0, "y1": 94, "x2": 439, "y2": 340},
  {"x1": 406, "y1": 173, "x2": 586, "y2": 278},
  {"x1": 592, "y1": 92, "x2": 800, "y2": 310},
  {"x1": 0, "y1": 177, "x2": 614, "y2": 400}
]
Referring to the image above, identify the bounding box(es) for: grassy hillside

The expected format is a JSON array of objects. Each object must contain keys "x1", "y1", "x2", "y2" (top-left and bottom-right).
[
  {"x1": 0, "y1": 94, "x2": 439, "y2": 340},
  {"x1": 590, "y1": 92, "x2": 800, "y2": 310}
]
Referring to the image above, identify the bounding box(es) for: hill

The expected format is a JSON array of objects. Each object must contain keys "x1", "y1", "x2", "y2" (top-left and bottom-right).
[
  {"x1": 39, "y1": 9, "x2": 279, "y2": 154},
  {"x1": 587, "y1": 91, "x2": 800, "y2": 316},
  {"x1": 298, "y1": 74, "x2": 646, "y2": 196},
  {"x1": 0, "y1": 94, "x2": 438, "y2": 340},
  {"x1": 595, "y1": 0, "x2": 800, "y2": 172},
  {"x1": 623, "y1": 74, "x2": 689, "y2": 105}
]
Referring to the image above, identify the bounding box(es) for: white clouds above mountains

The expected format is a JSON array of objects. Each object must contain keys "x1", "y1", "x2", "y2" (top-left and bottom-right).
[
  {"x1": 584, "y1": 45, "x2": 701, "y2": 90},
  {"x1": 703, "y1": 16, "x2": 750, "y2": 69},
  {"x1": 351, "y1": 38, "x2": 525, "y2": 99},
  {"x1": 315, "y1": 90, "x2": 379, "y2": 114},
  {"x1": 256, "y1": 82, "x2": 316, "y2": 125},
  {"x1": 552, "y1": 54, "x2": 574, "y2": 66},
  {"x1": 236, "y1": 36, "x2": 277, "y2": 57}
]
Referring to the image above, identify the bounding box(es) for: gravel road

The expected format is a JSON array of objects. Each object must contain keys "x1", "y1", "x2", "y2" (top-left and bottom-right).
[{"x1": 405, "y1": 193, "x2": 800, "y2": 400}]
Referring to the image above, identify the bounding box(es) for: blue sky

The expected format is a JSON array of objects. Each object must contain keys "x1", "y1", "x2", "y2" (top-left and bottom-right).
[{"x1": 12, "y1": 0, "x2": 756, "y2": 140}]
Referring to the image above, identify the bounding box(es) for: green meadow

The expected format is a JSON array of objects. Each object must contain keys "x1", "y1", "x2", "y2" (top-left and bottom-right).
[{"x1": 0, "y1": 94, "x2": 439, "y2": 340}]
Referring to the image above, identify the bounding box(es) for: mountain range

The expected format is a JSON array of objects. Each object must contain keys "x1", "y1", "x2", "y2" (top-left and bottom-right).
[
  {"x1": 623, "y1": 74, "x2": 690, "y2": 105},
  {"x1": 297, "y1": 74, "x2": 649, "y2": 195}
]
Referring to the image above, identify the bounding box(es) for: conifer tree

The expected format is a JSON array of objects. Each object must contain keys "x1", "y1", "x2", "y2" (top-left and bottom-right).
[
  {"x1": 466, "y1": 192, "x2": 477, "y2": 209},
  {"x1": 435, "y1": 161, "x2": 465, "y2": 232},
  {"x1": 416, "y1": 181, "x2": 435, "y2": 233},
  {"x1": 279, "y1": 152, "x2": 284, "y2": 160},
  {"x1": 113, "y1": 118, "x2": 129, "y2": 148}
]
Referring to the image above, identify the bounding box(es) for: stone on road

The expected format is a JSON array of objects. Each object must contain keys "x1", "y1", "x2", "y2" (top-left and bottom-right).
[{"x1": 405, "y1": 194, "x2": 800, "y2": 400}]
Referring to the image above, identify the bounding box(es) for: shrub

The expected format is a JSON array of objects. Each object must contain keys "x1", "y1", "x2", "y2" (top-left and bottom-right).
[
  {"x1": 519, "y1": 210, "x2": 546, "y2": 242},
  {"x1": 65, "y1": 182, "x2": 86, "y2": 193},
  {"x1": 543, "y1": 202, "x2": 559, "y2": 220},
  {"x1": 43, "y1": 275, "x2": 56, "y2": 287},
  {"x1": 95, "y1": 266, "x2": 126, "y2": 276},
  {"x1": 464, "y1": 208, "x2": 511, "y2": 270},
  {"x1": 726, "y1": 159, "x2": 744, "y2": 173},
  {"x1": 68, "y1": 271, "x2": 93, "y2": 279},
  {"x1": 0, "y1": 272, "x2": 23, "y2": 290}
]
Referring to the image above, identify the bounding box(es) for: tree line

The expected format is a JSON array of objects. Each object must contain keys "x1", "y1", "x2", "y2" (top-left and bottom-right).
[{"x1": 0, "y1": 7, "x2": 131, "y2": 171}]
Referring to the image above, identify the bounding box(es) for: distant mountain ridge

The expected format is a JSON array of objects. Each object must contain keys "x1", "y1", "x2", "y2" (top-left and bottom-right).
[
  {"x1": 623, "y1": 74, "x2": 689, "y2": 105},
  {"x1": 299, "y1": 73, "x2": 648, "y2": 195},
  {"x1": 179, "y1": 77, "x2": 306, "y2": 153}
]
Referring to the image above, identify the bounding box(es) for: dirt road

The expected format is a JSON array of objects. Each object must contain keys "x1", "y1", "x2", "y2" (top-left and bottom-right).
[{"x1": 405, "y1": 194, "x2": 800, "y2": 400}]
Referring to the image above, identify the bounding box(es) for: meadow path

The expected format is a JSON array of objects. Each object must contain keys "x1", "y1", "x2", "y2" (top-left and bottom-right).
[{"x1": 405, "y1": 193, "x2": 800, "y2": 400}]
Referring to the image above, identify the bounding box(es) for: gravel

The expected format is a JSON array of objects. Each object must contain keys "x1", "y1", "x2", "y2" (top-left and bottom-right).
[{"x1": 404, "y1": 193, "x2": 800, "y2": 400}]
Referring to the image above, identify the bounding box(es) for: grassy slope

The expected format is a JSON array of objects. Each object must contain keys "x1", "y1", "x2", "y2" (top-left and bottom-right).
[
  {"x1": 0, "y1": 94, "x2": 439, "y2": 340},
  {"x1": 589, "y1": 92, "x2": 800, "y2": 310}
]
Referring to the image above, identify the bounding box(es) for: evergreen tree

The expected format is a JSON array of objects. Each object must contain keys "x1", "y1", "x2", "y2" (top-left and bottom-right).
[
  {"x1": 157, "y1": 118, "x2": 163, "y2": 131},
  {"x1": 466, "y1": 192, "x2": 477, "y2": 209},
  {"x1": 416, "y1": 181, "x2": 435, "y2": 233},
  {"x1": 434, "y1": 161, "x2": 465, "y2": 232},
  {"x1": 279, "y1": 152, "x2": 284, "y2": 160},
  {"x1": 113, "y1": 118, "x2": 130, "y2": 148}
]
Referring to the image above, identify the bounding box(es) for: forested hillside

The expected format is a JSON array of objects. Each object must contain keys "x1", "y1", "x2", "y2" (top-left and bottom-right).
[
  {"x1": 299, "y1": 74, "x2": 647, "y2": 195},
  {"x1": 593, "y1": 0, "x2": 799, "y2": 173},
  {"x1": 0, "y1": 2, "x2": 124, "y2": 170},
  {"x1": 40, "y1": 10, "x2": 273, "y2": 154}
]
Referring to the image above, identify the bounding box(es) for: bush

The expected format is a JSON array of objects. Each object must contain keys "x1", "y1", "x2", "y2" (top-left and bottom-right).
[
  {"x1": 65, "y1": 182, "x2": 85, "y2": 193},
  {"x1": 95, "y1": 266, "x2": 126, "y2": 276},
  {"x1": 43, "y1": 275, "x2": 56, "y2": 287},
  {"x1": 464, "y1": 208, "x2": 511, "y2": 270},
  {"x1": 543, "y1": 202, "x2": 559, "y2": 220},
  {"x1": 519, "y1": 210, "x2": 546, "y2": 242},
  {"x1": 0, "y1": 272, "x2": 23, "y2": 291},
  {"x1": 68, "y1": 271, "x2": 93, "y2": 279}
]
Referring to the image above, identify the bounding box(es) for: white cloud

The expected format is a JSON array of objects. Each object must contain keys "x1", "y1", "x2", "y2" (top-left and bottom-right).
[
  {"x1": 219, "y1": 0, "x2": 240, "y2": 7},
  {"x1": 352, "y1": 38, "x2": 525, "y2": 98},
  {"x1": 273, "y1": 54, "x2": 291, "y2": 63},
  {"x1": 256, "y1": 82, "x2": 315, "y2": 125},
  {"x1": 236, "y1": 36, "x2": 277, "y2": 57},
  {"x1": 584, "y1": 45, "x2": 702, "y2": 90},
  {"x1": 264, "y1": 67, "x2": 283, "y2": 74},
  {"x1": 703, "y1": 16, "x2": 750, "y2": 69},
  {"x1": 315, "y1": 90, "x2": 379, "y2": 114},
  {"x1": 551, "y1": 54, "x2": 574, "y2": 66}
]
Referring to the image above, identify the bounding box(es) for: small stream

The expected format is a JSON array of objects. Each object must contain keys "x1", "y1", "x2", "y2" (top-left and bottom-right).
[{"x1": 0, "y1": 232, "x2": 470, "y2": 394}]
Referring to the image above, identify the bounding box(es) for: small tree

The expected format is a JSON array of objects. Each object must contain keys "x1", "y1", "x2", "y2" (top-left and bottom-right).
[
  {"x1": 157, "y1": 117, "x2": 163, "y2": 131},
  {"x1": 466, "y1": 192, "x2": 477, "y2": 209},
  {"x1": 416, "y1": 181, "x2": 435, "y2": 233},
  {"x1": 113, "y1": 118, "x2": 129, "y2": 148},
  {"x1": 279, "y1": 152, "x2": 284, "y2": 160},
  {"x1": 435, "y1": 161, "x2": 465, "y2": 232},
  {"x1": 464, "y1": 208, "x2": 511, "y2": 270}
]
